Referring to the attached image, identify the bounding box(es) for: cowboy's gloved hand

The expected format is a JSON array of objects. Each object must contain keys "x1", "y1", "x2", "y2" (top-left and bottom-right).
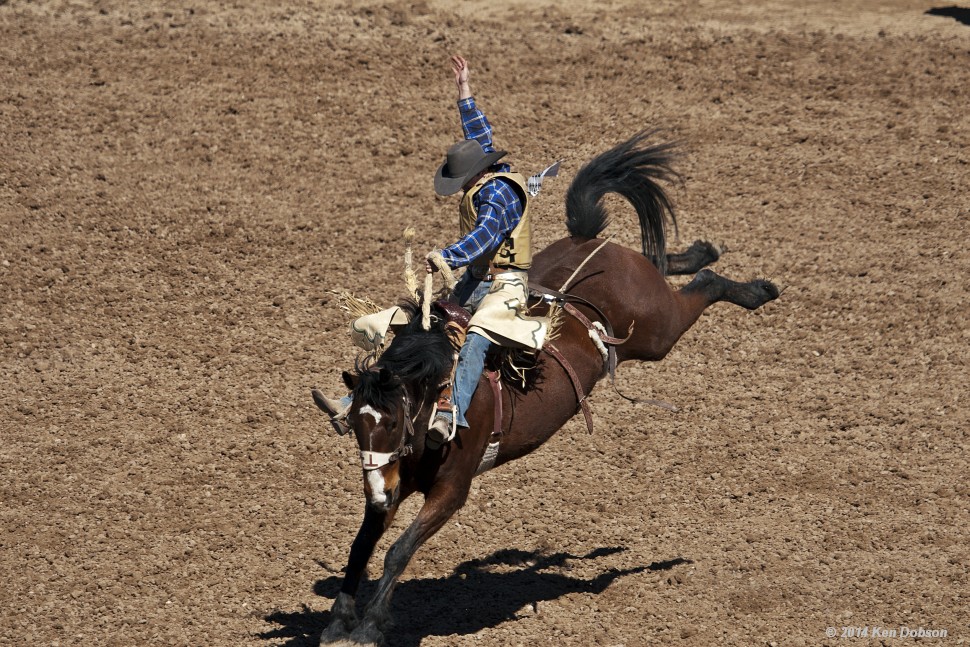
[{"x1": 425, "y1": 258, "x2": 439, "y2": 274}]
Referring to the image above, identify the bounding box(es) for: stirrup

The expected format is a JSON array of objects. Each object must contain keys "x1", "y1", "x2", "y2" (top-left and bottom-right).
[{"x1": 426, "y1": 407, "x2": 458, "y2": 449}]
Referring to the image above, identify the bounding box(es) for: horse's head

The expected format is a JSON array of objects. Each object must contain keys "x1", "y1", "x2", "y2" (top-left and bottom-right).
[
  {"x1": 340, "y1": 367, "x2": 416, "y2": 511},
  {"x1": 338, "y1": 311, "x2": 456, "y2": 510}
]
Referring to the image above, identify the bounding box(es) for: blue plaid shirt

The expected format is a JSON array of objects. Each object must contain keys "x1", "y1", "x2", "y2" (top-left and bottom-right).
[{"x1": 439, "y1": 97, "x2": 524, "y2": 270}]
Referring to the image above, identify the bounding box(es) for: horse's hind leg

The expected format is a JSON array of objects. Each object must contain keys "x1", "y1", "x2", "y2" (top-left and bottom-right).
[
  {"x1": 623, "y1": 267, "x2": 779, "y2": 364},
  {"x1": 320, "y1": 503, "x2": 399, "y2": 644},
  {"x1": 681, "y1": 268, "x2": 779, "y2": 310},
  {"x1": 663, "y1": 240, "x2": 724, "y2": 275}
]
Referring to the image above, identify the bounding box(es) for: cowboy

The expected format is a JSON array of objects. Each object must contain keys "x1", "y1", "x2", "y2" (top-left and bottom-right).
[
  {"x1": 424, "y1": 55, "x2": 548, "y2": 447},
  {"x1": 315, "y1": 55, "x2": 548, "y2": 443}
]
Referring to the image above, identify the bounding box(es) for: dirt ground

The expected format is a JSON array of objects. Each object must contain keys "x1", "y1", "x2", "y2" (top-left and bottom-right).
[{"x1": 2, "y1": 0, "x2": 968, "y2": 645}]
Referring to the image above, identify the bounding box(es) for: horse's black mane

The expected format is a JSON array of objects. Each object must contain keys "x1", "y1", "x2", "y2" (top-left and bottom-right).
[{"x1": 353, "y1": 299, "x2": 455, "y2": 410}]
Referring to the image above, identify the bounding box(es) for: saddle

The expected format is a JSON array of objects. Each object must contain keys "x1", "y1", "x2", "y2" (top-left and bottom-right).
[
  {"x1": 434, "y1": 298, "x2": 542, "y2": 387},
  {"x1": 434, "y1": 299, "x2": 471, "y2": 352},
  {"x1": 431, "y1": 291, "x2": 603, "y2": 442}
]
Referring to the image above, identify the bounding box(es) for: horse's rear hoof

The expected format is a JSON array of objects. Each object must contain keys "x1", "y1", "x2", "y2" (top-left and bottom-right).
[
  {"x1": 692, "y1": 239, "x2": 725, "y2": 262},
  {"x1": 741, "y1": 279, "x2": 780, "y2": 310},
  {"x1": 757, "y1": 279, "x2": 781, "y2": 301}
]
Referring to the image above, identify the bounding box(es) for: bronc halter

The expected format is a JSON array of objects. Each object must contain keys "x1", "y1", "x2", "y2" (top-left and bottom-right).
[{"x1": 357, "y1": 393, "x2": 418, "y2": 471}]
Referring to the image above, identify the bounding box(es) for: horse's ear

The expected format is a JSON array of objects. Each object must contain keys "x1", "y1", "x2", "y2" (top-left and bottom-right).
[{"x1": 342, "y1": 371, "x2": 358, "y2": 390}]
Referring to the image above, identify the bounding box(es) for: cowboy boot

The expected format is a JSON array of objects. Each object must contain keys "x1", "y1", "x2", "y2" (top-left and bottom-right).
[
  {"x1": 311, "y1": 389, "x2": 351, "y2": 436},
  {"x1": 426, "y1": 390, "x2": 456, "y2": 449},
  {"x1": 428, "y1": 331, "x2": 489, "y2": 449},
  {"x1": 427, "y1": 412, "x2": 455, "y2": 449}
]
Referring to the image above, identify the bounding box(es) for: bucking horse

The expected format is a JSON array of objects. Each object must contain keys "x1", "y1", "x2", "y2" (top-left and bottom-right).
[{"x1": 311, "y1": 131, "x2": 780, "y2": 645}]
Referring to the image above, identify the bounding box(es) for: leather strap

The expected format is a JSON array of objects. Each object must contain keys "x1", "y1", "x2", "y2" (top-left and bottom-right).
[
  {"x1": 470, "y1": 263, "x2": 527, "y2": 281},
  {"x1": 530, "y1": 283, "x2": 614, "y2": 336},
  {"x1": 543, "y1": 342, "x2": 595, "y2": 434},
  {"x1": 533, "y1": 282, "x2": 678, "y2": 413},
  {"x1": 531, "y1": 283, "x2": 627, "y2": 380},
  {"x1": 486, "y1": 370, "x2": 503, "y2": 443},
  {"x1": 562, "y1": 302, "x2": 633, "y2": 346}
]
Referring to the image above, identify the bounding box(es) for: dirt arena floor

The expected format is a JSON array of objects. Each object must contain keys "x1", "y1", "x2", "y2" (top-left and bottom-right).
[{"x1": 2, "y1": 0, "x2": 968, "y2": 645}]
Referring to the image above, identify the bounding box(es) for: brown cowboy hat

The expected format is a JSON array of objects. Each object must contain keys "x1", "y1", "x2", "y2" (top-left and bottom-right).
[{"x1": 433, "y1": 139, "x2": 507, "y2": 196}]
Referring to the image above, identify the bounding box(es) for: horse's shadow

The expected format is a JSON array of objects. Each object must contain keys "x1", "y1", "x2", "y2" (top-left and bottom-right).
[
  {"x1": 261, "y1": 547, "x2": 691, "y2": 647},
  {"x1": 926, "y1": 6, "x2": 970, "y2": 24}
]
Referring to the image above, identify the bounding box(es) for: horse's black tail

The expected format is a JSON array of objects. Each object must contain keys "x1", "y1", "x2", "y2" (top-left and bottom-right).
[{"x1": 565, "y1": 130, "x2": 679, "y2": 274}]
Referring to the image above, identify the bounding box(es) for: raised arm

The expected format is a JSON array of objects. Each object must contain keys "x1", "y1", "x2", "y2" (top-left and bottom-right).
[
  {"x1": 452, "y1": 55, "x2": 471, "y2": 101},
  {"x1": 450, "y1": 55, "x2": 496, "y2": 152}
]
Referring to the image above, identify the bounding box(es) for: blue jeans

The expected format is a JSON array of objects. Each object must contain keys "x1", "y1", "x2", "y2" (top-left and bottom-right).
[
  {"x1": 453, "y1": 272, "x2": 491, "y2": 310},
  {"x1": 449, "y1": 331, "x2": 491, "y2": 427},
  {"x1": 442, "y1": 272, "x2": 494, "y2": 428}
]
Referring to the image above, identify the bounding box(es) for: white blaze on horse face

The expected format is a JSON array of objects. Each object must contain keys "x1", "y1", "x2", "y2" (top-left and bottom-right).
[
  {"x1": 358, "y1": 405, "x2": 382, "y2": 425},
  {"x1": 366, "y1": 469, "x2": 387, "y2": 507}
]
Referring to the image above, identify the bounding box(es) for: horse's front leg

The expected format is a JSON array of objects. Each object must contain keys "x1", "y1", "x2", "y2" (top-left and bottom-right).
[
  {"x1": 348, "y1": 479, "x2": 471, "y2": 644},
  {"x1": 320, "y1": 502, "x2": 399, "y2": 644}
]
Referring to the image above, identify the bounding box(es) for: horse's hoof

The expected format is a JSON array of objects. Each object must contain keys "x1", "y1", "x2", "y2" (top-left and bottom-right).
[
  {"x1": 318, "y1": 622, "x2": 350, "y2": 645},
  {"x1": 320, "y1": 621, "x2": 376, "y2": 646},
  {"x1": 734, "y1": 278, "x2": 780, "y2": 310},
  {"x1": 348, "y1": 618, "x2": 385, "y2": 646},
  {"x1": 319, "y1": 592, "x2": 359, "y2": 644},
  {"x1": 757, "y1": 279, "x2": 781, "y2": 301},
  {"x1": 320, "y1": 638, "x2": 372, "y2": 647},
  {"x1": 693, "y1": 239, "x2": 725, "y2": 261}
]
